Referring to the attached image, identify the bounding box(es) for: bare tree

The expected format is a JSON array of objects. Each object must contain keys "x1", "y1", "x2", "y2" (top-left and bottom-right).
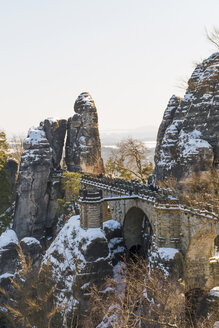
[
  {"x1": 9, "y1": 135, "x2": 24, "y2": 163},
  {"x1": 84, "y1": 257, "x2": 216, "y2": 328},
  {"x1": 105, "y1": 138, "x2": 153, "y2": 183},
  {"x1": 206, "y1": 27, "x2": 219, "y2": 50}
]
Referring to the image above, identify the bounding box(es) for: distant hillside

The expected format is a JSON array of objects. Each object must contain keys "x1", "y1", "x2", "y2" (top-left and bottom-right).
[{"x1": 100, "y1": 125, "x2": 158, "y2": 145}]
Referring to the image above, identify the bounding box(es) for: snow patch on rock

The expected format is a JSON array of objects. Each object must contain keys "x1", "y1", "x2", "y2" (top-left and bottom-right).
[
  {"x1": 157, "y1": 247, "x2": 179, "y2": 260},
  {"x1": 103, "y1": 220, "x2": 121, "y2": 231},
  {"x1": 210, "y1": 287, "x2": 219, "y2": 298},
  {"x1": 21, "y1": 237, "x2": 41, "y2": 246},
  {"x1": 0, "y1": 230, "x2": 18, "y2": 251},
  {"x1": 178, "y1": 129, "x2": 211, "y2": 157},
  {"x1": 43, "y1": 215, "x2": 109, "y2": 309},
  {"x1": 24, "y1": 126, "x2": 49, "y2": 149}
]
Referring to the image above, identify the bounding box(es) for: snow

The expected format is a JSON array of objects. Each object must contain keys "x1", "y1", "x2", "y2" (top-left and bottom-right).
[
  {"x1": 21, "y1": 237, "x2": 41, "y2": 246},
  {"x1": 24, "y1": 126, "x2": 48, "y2": 148},
  {"x1": 79, "y1": 136, "x2": 86, "y2": 144},
  {"x1": 113, "y1": 262, "x2": 126, "y2": 296},
  {"x1": 178, "y1": 129, "x2": 211, "y2": 157},
  {"x1": 103, "y1": 220, "x2": 121, "y2": 231},
  {"x1": 167, "y1": 195, "x2": 178, "y2": 200},
  {"x1": 43, "y1": 215, "x2": 108, "y2": 309},
  {"x1": 46, "y1": 117, "x2": 64, "y2": 124},
  {"x1": 0, "y1": 272, "x2": 14, "y2": 282},
  {"x1": 210, "y1": 287, "x2": 219, "y2": 298},
  {"x1": 78, "y1": 92, "x2": 94, "y2": 107},
  {"x1": 157, "y1": 247, "x2": 178, "y2": 260},
  {"x1": 0, "y1": 229, "x2": 18, "y2": 251},
  {"x1": 183, "y1": 93, "x2": 194, "y2": 102},
  {"x1": 202, "y1": 93, "x2": 212, "y2": 100}
]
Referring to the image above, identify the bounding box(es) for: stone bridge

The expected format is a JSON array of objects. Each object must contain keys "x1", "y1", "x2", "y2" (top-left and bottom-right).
[{"x1": 79, "y1": 175, "x2": 219, "y2": 294}]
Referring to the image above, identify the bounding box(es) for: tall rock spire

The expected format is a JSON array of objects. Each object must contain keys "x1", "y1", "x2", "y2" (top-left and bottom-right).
[
  {"x1": 154, "y1": 52, "x2": 219, "y2": 181},
  {"x1": 14, "y1": 119, "x2": 67, "y2": 239},
  {"x1": 65, "y1": 92, "x2": 105, "y2": 174}
]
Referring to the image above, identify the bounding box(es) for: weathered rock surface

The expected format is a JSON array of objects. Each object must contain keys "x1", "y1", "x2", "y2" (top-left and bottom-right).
[
  {"x1": 43, "y1": 118, "x2": 67, "y2": 168},
  {"x1": 14, "y1": 119, "x2": 66, "y2": 239},
  {"x1": 0, "y1": 230, "x2": 42, "y2": 327},
  {"x1": 4, "y1": 158, "x2": 18, "y2": 195},
  {"x1": 154, "y1": 52, "x2": 219, "y2": 181},
  {"x1": 43, "y1": 216, "x2": 123, "y2": 326},
  {"x1": 13, "y1": 92, "x2": 104, "y2": 240},
  {"x1": 20, "y1": 237, "x2": 42, "y2": 268},
  {"x1": 0, "y1": 230, "x2": 42, "y2": 284},
  {"x1": 14, "y1": 126, "x2": 53, "y2": 239},
  {"x1": 0, "y1": 230, "x2": 18, "y2": 277},
  {"x1": 65, "y1": 92, "x2": 104, "y2": 174}
]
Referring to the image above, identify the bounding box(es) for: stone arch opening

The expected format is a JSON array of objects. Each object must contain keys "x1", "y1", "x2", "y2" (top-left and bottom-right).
[
  {"x1": 185, "y1": 230, "x2": 218, "y2": 292},
  {"x1": 123, "y1": 207, "x2": 153, "y2": 257}
]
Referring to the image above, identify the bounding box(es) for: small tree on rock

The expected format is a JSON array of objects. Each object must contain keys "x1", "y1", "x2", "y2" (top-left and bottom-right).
[{"x1": 105, "y1": 138, "x2": 153, "y2": 183}]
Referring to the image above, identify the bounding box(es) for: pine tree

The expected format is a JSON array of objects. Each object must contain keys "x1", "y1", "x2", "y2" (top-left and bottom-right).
[{"x1": 0, "y1": 131, "x2": 13, "y2": 233}]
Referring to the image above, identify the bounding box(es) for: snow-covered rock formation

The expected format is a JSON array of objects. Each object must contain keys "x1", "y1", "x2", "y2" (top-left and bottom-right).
[
  {"x1": 14, "y1": 118, "x2": 67, "y2": 239},
  {"x1": 0, "y1": 229, "x2": 41, "y2": 286},
  {"x1": 154, "y1": 52, "x2": 219, "y2": 181},
  {"x1": 13, "y1": 92, "x2": 105, "y2": 240},
  {"x1": 65, "y1": 92, "x2": 105, "y2": 174},
  {"x1": 42, "y1": 216, "x2": 124, "y2": 324}
]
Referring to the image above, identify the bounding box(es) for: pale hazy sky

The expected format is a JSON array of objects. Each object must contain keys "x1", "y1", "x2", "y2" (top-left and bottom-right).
[{"x1": 0, "y1": 0, "x2": 218, "y2": 138}]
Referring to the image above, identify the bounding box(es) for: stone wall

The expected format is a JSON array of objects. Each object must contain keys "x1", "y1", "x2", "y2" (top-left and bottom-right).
[
  {"x1": 80, "y1": 201, "x2": 103, "y2": 229},
  {"x1": 81, "y1": 179, "x2": 219, "y2": 292}
]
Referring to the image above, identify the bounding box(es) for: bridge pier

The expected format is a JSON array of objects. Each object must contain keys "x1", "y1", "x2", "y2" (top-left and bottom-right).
[{"x1": 79, "y1": 190, "x2": 103, "y2": 229}]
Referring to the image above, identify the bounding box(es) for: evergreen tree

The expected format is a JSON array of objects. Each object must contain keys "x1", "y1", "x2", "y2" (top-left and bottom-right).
[{"x1": 0, "y1": 131, "x2": 13, "y2": 233}]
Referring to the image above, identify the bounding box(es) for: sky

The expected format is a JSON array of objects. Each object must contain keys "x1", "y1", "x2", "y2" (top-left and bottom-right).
[{"x1": 0, "y1": 0, "x2": 219, "y2": 138}]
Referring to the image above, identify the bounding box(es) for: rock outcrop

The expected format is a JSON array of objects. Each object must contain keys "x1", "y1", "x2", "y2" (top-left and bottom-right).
[
  {"x1": 154, "y1": 52, "x2": 219, "y2": 181},
  {"x1": 0, "y1": 229, "x2": 42, "y2": 327},
  {"x1": 14, "y1": 119, "x2": 67, "y2": 239},
  {"x1": 0, "y1": 230, "x2": 18, "y2": 278},
  {"x1": 43, "y1": 118, "x2": 67, "y2": 169},
  {"x1": 13, "y1": 92, "x2": 104, "y2": 240},
  {"x1": 65, "y1": 92, "x2": 104, "y2": 174},
  {"x1": 42, "y1": 215, "x2": 124, "y2": 326},
  {"x1": 0, "y1": 230, "x2": 42, "y2": 284}
]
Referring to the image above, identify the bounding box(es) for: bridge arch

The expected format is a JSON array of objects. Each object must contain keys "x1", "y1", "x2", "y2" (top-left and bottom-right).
[
  {"x1": 123, "y1": 206, "x2": 153, "y2": 257},
  {"x1": 185, "y1": 230, "x2": 219, "y2": 292}
]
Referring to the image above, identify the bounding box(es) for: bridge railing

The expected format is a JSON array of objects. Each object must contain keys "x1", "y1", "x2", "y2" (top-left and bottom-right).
[
  {"x1": 81, "y1": 174, "x2": 178, "y2": 203},
  {"x1": 80, "y1": 174, "x2": 219, "y2": 219}
]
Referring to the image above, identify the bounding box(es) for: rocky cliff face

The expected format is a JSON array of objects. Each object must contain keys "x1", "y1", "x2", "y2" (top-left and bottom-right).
[
  {"x1": 43, "y1": 118, "x2": 67, "y2": 169},
  {"x1": 13, "y1": 92, "x2": 104, "y2": 240},
  {"x1": 154, "y1": 52, "x2": 219, "y2": 181},
  {"x1": 65, "y1": 92, "x2": 104, "y2": 174},
  {"x1": 42, "y1": 216, "x2": 124, "y2": 326},
  {"x1": 14, "y1": 119, "x2": 67, "y2": 239}
]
